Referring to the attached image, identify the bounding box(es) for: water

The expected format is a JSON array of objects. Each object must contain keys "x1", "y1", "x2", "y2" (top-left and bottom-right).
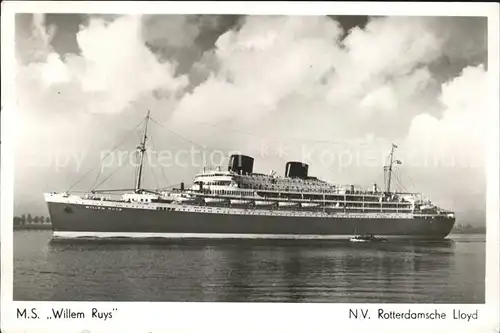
[{"x1": 13, "y1": 231, "x2": 485, "y2": 303}]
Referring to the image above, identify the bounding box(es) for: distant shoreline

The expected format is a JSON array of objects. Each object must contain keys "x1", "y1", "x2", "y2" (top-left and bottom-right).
[
  {"x1": 451, "y1": 225, "x2": 486, "y2": 234},
  {"x1": 450, "y1": 230, "x2": 486, "y2": 235},
  {"x1": 13, "y1": 224, "x2": 52, "y2": 230}
]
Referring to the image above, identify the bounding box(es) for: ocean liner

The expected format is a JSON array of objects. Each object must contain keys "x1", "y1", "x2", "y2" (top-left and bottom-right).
[{"x1": 44, "y1": 112, "x2": 456, "y2": 240}]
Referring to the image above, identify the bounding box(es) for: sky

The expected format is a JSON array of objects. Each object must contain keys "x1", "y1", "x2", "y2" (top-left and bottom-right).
[{"x1": 13, "y1": 13, "x2": 488, "y2": 224}]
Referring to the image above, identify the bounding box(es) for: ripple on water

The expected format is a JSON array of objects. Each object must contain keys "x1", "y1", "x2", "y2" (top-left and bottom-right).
[{"x1": 13, "y1": 230, "x2": 486, "y2": 303}]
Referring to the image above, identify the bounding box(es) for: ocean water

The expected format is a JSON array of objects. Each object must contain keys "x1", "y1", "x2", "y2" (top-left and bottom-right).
[{"x1": 13, "y1": 231, "x2": 485, "y2": 303}]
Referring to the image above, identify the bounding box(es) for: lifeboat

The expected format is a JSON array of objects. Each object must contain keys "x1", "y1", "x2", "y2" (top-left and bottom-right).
[
  {"x1": 325, "y1": 202, "x2": 343, "y2": 209},
  {"x1": 230, "y1": 199, "x2": 253, "y2": 205},
  {"x1": 278, "y1": 201, "x2": 299, "y2": 207},
  {"x1": 301, "y1": 202, "x2": 320, "y2": 208},
  {"x1": 255, "y1": 200, "x2": 275, "y2": 206},
  {"x1": 204, "y1": 197, "x2": 229, "y2": 205}
]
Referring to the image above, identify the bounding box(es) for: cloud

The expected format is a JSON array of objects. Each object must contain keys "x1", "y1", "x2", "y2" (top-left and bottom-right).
[
  {"x1": 402, "y1": 65, "x2": 488, "y2": 220},
  {"x1": 15, "y1": 13, "x2": 57, "y2": 63},
  {"x1": 79, "y1": 16, "x2": 187, "y2": 111},
  {"x1": 17, "y1": 15, "x2": 189, "y2": 123},
  {"x1": 171, "y1": 16, "x2": 453, "y2": 144},
  {"x1": 172, "y1": 16, "x2": 344, "y2": 125},
  {"x1": 142, "y1": 15, "x2": 203, "y2": 49},
  {"x1": 407, "y1": 65, "x2": 487, "y2": 160},
  {"x1": 337, "y1": 17, "x2": 442, "y2": 92},
  {"x1": 174, "y1": 16, "x2": 481, "y2": 141},
  {"x1": 141, "y1": 14, "x2": 242, "y2": 79}
]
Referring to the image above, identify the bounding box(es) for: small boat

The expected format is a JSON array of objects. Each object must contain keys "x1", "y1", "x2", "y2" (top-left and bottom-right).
[{"x1": 349, "y1": 234, "x2": 388, "y2": 243}]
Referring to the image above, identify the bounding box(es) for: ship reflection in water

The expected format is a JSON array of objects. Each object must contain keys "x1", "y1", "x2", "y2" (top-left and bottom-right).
[{"x1": 14, "y1": 231, "x2": 485, "y2": 303}]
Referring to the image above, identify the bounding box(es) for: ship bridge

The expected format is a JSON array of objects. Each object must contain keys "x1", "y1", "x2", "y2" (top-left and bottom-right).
[{"x1": 192, "y1": 167, "x2": 238, "y2": 191}]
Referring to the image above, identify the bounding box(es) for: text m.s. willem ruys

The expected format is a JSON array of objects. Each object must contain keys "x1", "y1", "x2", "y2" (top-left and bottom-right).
[{"x1": 17, "y1": 307, "x2": 117, "y2": 321}]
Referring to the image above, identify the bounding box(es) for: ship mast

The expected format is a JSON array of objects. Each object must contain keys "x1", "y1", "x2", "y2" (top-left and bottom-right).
[
  {"x1": 135, "y1": 110, "x2": 150, "y2": 193},
  {"x1": 385, "y1": 143, "x2": 401, "y2": 193}
]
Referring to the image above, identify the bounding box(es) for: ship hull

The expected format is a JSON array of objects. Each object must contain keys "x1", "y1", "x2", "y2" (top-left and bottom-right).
[{"x1": 46, "y1": 200, "x2": 455, "y2": 240}]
